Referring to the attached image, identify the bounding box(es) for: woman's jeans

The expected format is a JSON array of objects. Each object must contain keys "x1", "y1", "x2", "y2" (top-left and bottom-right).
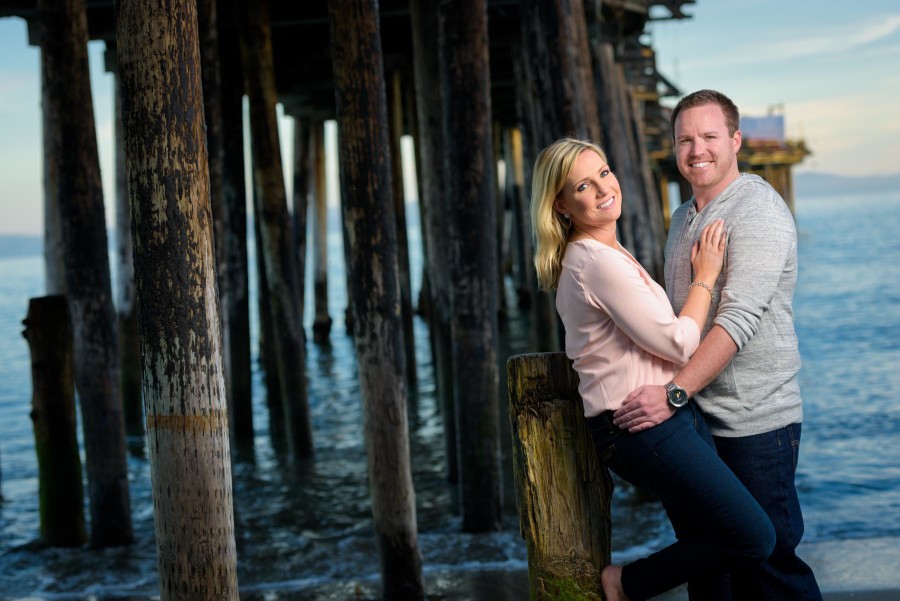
[{"x1": 586, "y1": 403, "x2": 775, "y2": 601}]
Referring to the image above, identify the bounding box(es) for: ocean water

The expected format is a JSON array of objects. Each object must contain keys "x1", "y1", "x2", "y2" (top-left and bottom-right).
[{"x1": 0, "y1": 192, "x2": 898, "y2": 598}]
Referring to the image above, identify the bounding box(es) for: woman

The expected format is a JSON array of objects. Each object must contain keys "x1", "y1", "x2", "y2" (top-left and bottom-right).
[{"x1": 531, "y1": 138, "x2": 774, "y2": 601}]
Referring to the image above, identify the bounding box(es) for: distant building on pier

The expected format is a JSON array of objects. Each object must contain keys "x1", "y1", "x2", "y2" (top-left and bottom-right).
[{"x1": 738, "y1": 109, "x2": 811, "y2": 213}]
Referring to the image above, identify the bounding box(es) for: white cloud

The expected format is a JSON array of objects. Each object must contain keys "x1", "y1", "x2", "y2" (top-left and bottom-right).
[
  {"x1": 655, "y1": 12, "x2": 900, "y2": 72},
  {"x1": 758, "y1": 14, "x2": 900, "y2": 61},
  {"x1": 789, "y1": 92, "x2": 900, "y2": 176}
]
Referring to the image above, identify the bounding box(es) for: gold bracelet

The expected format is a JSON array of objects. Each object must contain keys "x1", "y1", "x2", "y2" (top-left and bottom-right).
[{"x1": 690, "y1": 281, "x2": 714, "y2": 297}]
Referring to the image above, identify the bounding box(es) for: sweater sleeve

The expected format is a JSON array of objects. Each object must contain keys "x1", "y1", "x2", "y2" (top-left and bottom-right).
[
  {"x1": 579, "y1": 251, "x2": 700, "y2": 364},
  {"x1": 714, "y1": 191, "x2": 797, "y2": 350}
]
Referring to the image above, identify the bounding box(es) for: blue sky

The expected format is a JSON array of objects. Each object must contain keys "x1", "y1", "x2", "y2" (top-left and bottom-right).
[
  {"x1": 648, "y1": 0, "x2": 900, "y2": 176},
  {"x1": 1, "y1": 1, "x2": 898, "y2": 234}
]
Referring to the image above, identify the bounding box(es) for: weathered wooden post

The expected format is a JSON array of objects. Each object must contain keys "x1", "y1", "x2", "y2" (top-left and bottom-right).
[
  {"x1": 519, "y1": 0, "x2": 601, "y2": 144},
  {"x1": 254, "y1": 201, "x2": 284, "y2": 442},
  {"x1": 439, "y1": 0, "x2": 503, "y2": 531},
  {"x1": 387, "y1": 69, "x2": 418, "y2": 385},
  {"x1": 198, "y1": 0, "x2": 226, "y2": 276},
  {"x1": 239, "y1": 0, "x2": 313, "y2": 460},
  {"x1": 410, "y1": 0, "x2": 457, "y2": 484},
  {"x1": 493, "y1": 122, "x2": 508, "y2": 320},
  {"x1": 217, "y1": 0, "x2": 253, "y2": 447},
  {"x1": 109, "y1": 47, "x2": 144, "y2": 440},
  {"x1": 37, "y1": 18, "x2": 65, "y2": 296},
  {"x1": 504, "y1": 127, "x2": 535, "y2": 308},
  {"x1": 200, "y1": 0, "x2": 248, "y2": 444},
  {"x1": 328, "y1": 0, "x2": 425, "y2": 597},
  {"x1": 404, "y1": 81, "x2": 432, "y2": 321},
  {"x1": 310, "y1": 121, "x2": 332, "y2": 343},
  {"x1": 23, "y1": 295, "x2": 87, "y2": 548},
  {"x1": 507, "y1": 352, "x2": 613, "y2": 600},
  {"x1": 39, "y1": 0, "x2": 133, "y2": 547},
  {"x1": 115, "y1": 0, "x2": 240, "y2": 597},
  {"x1": 290, "y1": 114, "x2": 311, "y2": 329}
]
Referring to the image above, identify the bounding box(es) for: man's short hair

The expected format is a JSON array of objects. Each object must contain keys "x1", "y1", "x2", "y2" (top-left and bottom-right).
[{"x1": 671, "y1": 89, "x2": 740, "y2": 136}]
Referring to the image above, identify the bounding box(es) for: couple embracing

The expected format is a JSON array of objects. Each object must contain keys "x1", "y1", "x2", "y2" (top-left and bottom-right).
[{"x1": 531, "y1": 90, "x2": 822, "y2": 601}]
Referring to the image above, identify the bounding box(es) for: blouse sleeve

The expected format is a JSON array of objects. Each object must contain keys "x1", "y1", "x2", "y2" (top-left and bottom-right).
[{"x1": 578, "y1": 250, "x2": 700, "y2": 364}]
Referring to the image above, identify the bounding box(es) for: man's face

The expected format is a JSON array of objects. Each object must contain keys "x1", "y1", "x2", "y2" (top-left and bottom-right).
[{"x1": 674, "y1": 103, "x2": 742, "y2": 204}]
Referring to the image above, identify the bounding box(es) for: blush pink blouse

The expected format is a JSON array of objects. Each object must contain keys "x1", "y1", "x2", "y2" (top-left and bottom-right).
[{"x1": 556, "y1": 240, "x2": 700, "y2": 417}]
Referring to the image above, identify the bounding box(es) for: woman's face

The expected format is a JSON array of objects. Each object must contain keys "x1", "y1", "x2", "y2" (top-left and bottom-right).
[{"x1": 553, "y1": 149, "x2": 622, "y2": 231}]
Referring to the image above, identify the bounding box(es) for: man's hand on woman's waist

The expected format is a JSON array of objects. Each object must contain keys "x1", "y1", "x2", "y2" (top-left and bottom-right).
[{"x1": 613, "y1": 385, "x2": 673, "y2": 432}]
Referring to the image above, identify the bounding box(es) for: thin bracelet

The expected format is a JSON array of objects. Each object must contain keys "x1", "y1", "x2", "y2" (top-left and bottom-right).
[{"x1": 690, "y1": 281, "x2": 714, "y2": 297}]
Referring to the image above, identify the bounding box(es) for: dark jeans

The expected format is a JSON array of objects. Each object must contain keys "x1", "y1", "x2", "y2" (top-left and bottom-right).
[
  {"x1": 712, "y1": 424, "x2": 823, "y2": 601},
  {"x1": 586, "y1": 403, "x2": 775, "y2": 601}
]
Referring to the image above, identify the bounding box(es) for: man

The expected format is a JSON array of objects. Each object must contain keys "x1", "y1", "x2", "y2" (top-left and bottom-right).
[{"x1": 613, "y1": 89, "x2": 822, "y2": 600}]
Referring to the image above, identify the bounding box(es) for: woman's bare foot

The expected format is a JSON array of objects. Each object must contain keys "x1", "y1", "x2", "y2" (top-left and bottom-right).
[{"x1": 600, "y1": 564, "x2": 629, "y2": 601}]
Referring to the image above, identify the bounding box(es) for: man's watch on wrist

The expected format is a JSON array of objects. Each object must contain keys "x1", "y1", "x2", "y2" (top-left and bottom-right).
[{"x1": 665, "y1": 380, "x2": 689, "y2": 408}]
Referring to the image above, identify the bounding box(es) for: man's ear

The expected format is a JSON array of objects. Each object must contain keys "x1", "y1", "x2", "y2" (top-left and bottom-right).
[{"x1": 733, "y1": 129, "x2": 742, "y2": 153}]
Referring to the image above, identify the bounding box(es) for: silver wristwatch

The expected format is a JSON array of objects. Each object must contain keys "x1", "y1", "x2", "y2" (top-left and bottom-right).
[{"x1": 665, "y1": 380, "x2": 689, "y2": 408}]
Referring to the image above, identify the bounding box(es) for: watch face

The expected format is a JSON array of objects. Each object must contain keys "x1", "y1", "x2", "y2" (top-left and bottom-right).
[{"x1": 667, "y1": 386, "x2": 688, "y2": 407}]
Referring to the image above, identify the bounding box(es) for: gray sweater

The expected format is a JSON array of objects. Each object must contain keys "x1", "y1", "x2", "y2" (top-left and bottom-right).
[{"x1": 665, "y1": 174, "x2": 802, "y2": 437}]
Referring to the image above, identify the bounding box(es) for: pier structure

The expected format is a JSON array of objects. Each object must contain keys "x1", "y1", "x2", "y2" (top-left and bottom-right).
[
  {"x1": 0, "y1": 1, "x2": 711, "y2": 599},
  {"x1": 738, "y1": 110, "x2": 811, "y2": 213},
  {"x1": 0, "y1": 0, "x2": 697, "y2": 247}
]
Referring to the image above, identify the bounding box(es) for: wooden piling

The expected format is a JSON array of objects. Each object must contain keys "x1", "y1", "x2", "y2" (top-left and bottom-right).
[
  {"x1": 511, "y1": 29, "x2": 560, "y2": 353},
  {"x1": 387, "y1": 69, "x2": 418, "y2": 385},
  {"x1": 239, "y1": 0, "x2": 313, "y2": 460},
  {"x1": 439, "y1": 0, "x2": 503, "y2": 532},
  {"x1": 37, "y1": 19, "x2": 65, "y2": 297},
  {"x1": 198, "y1": 0, "x2": 227, "y2": 277},
  {"x1": 291, "y1": 114, "x2": 311, "y2": 331},
  {"x1": 217, "y1": 0, "x2": 253, "y2": 447},
  {"x1": 504, "y1": 127, "x2": 535, "y2": 309},
  {"x1": 311, "y1": 121, "x2": 332, "y2": 343},
  {"x1": 507, "y1": 353, "x2": 613, "y2": 600},
  {"x1": 38, "y1": 0, "x2": 133, "y2": 547},
  {"x1": 111, "y1": 50, "x2": 144, "y2": 440},
  {"x1": 253, "y1": 202, "x2": 284, "y2": 440},
  {"x1": 23, "y1": 295, "x2": 87, "y2": 548},
  {"x1": 115, "y1": 0, "x2": 239, "y2": 596},
  {"x1": 410, "y1": 0, "x2": 458, "y2": 484},
  {"x1": 494, "y1": 121, "x2": 508, "y2": 319},
  {"x1": 519, "y1": 0, "x2": 601, "y2": 145},
  {"x1": 328, "y1": 0, "x2": 425, "y2": 596}
]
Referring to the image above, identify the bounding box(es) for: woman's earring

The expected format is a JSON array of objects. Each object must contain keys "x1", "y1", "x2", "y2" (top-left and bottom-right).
[{"x1": 564, "y1": 213, "x2": 570, "y2": 220}]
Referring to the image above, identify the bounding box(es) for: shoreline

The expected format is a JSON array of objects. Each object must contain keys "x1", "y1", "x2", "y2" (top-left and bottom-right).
[
  {"x1": 247, "y1": 536, "x2": 900, "y2": 600},
  {"x1": 3, "y1": 537, "x2": 897, "y2": 600}
]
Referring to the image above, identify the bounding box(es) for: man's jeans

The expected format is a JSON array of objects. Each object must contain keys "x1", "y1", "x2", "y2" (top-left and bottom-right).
[
  {"x1": 714, "y1": 423, "x2": 824, "y2": 601},
  {"x1": 587, "y1": 403, "x2": 775, "y2": 601}
]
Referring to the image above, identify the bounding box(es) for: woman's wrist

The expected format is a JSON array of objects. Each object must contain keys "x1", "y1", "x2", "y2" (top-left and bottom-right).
[
  {"x1": 694, "y1": 272, "x2": 718, "y2": 285},
  {"x1": 690, "y1": 280, "x2": 715, "y2": 298}
]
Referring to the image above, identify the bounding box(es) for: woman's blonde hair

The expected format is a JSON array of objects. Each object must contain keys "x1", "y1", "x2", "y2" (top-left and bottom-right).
[{"x1": 530, "y1": 138, "x2": 608, "y2": 290}]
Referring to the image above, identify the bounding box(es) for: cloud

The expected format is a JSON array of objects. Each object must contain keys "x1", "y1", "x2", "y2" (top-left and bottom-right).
[
  {"x1": 759, "y1": 14, "x2": 900, "y2": 61},
  {"x1": 657, "y1": 12, "x2": 900, "y2": 72},
  {"x1": 788, "y1": 92, "x2": 900, "y2": 176}
]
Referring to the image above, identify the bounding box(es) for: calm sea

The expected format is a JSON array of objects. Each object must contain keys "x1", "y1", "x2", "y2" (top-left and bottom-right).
[{"x1": 0, "y1": 192, "x2": 898, "y2": 598}]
